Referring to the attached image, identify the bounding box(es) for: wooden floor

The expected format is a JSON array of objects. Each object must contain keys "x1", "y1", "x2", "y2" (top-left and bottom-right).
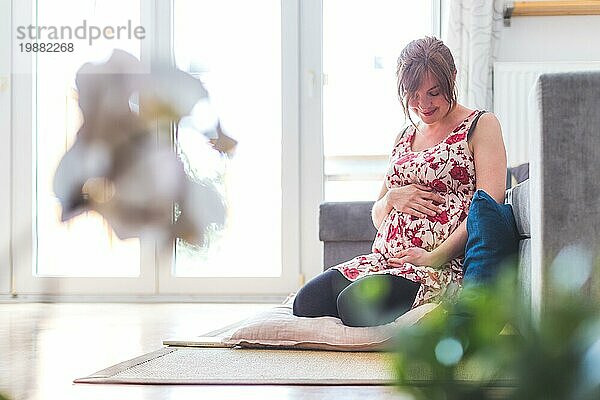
[{"x1": 0, "y1": 303, "x2": 411, "y2": 400}]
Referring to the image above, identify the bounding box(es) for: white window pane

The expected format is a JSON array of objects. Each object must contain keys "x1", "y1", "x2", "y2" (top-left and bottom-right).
[
  {"x1": 173, "y1": 0, "x2": 282, "y2": 278},
  {"x1": 35, "y1": 0, "x2": 141, "y2": 277},
  {"x1": 323, "y1": 0, "x2": 433, "y2": 201}
]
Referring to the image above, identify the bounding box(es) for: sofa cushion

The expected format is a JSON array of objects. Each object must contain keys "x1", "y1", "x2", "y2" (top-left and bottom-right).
[
  {"x1": 506, "y1": 180, "x2": 530, "y2": 238},
  {"x1": 463, "y1": 190, "x2": 520, "y2": 285},
  {"x1": 319, "y1": 201, "x2": 377, "y2": 242}
]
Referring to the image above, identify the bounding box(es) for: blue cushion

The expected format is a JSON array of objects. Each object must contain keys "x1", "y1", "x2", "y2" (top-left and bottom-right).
[{"x1": 463, "y1": 190, "x2": 520, "y2": 285}]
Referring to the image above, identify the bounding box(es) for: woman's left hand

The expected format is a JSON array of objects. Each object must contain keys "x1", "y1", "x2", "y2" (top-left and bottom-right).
[{"x1": 387, "y1": 247, "x2": 443, "y2": 269}]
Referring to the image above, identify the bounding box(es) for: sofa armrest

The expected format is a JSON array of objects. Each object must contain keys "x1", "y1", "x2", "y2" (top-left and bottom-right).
[
  {"x1": 529, "y1": 71, "x2": 600, "y2": 315},
  {"x1": 319, "y1": 201, "x2": 376, "y2": 242},
  {"x1": 319, "y1": 202, "x2": 376, "y2": 270}
]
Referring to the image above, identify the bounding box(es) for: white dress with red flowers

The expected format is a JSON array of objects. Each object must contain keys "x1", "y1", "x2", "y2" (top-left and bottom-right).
[{"x1": 333, "y1": 110, "x2": 483, "y2": 308}]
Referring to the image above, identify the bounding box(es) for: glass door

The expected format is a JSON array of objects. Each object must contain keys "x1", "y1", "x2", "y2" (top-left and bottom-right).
[
  {"x1": 158, "y1": 0, "x2": 300, "y2": 296},
  {"x1": 35, "y1": 0, "x2": 143, "y2": 278},
  {"x1": 12, "y1": 0, "x2": 155, "y2": 295}
]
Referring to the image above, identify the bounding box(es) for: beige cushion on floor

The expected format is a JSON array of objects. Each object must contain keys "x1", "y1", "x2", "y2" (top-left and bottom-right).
[{"x1": 223, "y1": 301, "x2": 439, "y2": 351}]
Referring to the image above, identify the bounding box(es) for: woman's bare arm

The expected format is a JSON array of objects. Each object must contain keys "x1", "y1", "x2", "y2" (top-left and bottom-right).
[
  {"x1": 467, "y1": 113, "x2": 508, "y2": 203},
  {"x1": 373, "y1": 182, "x2": 444, "y2": 229},
  {"x1": 371, "y1": 182, "x2": 391, "y2": 229}
]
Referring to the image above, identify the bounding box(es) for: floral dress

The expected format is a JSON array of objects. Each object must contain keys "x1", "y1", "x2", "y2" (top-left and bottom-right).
[{"x1": 333, "y1": 110, "x2": 483, "y2": 308}]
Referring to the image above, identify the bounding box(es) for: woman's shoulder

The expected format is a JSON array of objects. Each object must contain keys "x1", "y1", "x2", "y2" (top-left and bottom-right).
[
  {"x1": 467, "y1": 111, "x2": 503, "y2": 152},
  {"x1": 470, "y1": 111, "x2": 501, "y2": 137}
]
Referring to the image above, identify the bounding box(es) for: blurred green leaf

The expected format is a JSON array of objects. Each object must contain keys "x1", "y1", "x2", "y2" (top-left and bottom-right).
[{"x1": 394, "y1": 260, "x2": 600, "y2": 400}]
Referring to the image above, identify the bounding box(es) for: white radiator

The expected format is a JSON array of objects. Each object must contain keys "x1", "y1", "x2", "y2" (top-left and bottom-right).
[{"x1": 493, "y1": 62, "x2": 600, "y2": 167}]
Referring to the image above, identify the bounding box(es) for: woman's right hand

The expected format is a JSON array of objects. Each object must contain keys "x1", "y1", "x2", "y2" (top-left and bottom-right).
[{"x1": 384, "y1": 184, "x2": 445, "y2": 219}]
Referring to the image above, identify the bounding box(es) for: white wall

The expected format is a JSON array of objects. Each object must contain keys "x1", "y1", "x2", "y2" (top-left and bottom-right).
[{"x1": 498, "y1": 15, "x2": 600, "y2": 62}]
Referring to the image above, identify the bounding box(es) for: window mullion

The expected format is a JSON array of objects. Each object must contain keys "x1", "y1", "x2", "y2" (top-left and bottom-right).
[
  {"x1": 142, "y1": 0, "x2": 176, "y2": 292},
  {"x1": 432, "y1": 0, "x2": 442, "y2": 38},
  {"x1": 282, "y1": 0, "x2": 302, "y2": 288},
  {"x1": 1, "y1": 0, "x2": 13, "y2": 295},
  {"x1": 299, "y1": 0, "x2": 324, "y2": 282},
  {"x1": 10, "y1": 0, "x2": 35, "y2": 295}
]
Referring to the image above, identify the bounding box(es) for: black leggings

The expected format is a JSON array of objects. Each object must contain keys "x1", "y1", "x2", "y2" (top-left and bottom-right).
[{"x1": 292, "y1": 269, "x2": 421, "y2": 327}]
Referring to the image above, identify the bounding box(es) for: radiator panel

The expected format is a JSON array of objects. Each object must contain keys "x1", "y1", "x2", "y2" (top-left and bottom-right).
[{"x1": 493, "y1": 62, "x2": 600, "y2": 167}]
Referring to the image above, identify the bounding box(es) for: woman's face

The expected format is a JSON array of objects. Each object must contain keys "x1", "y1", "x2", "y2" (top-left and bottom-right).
[{"x1": 407, "y1": 72, "x2": 450, "y2": 125}]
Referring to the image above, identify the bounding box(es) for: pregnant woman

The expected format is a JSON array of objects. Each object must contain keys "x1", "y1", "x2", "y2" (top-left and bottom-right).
[{"x1": 293, "y1": 36, "x2": 508, "y2": 327}]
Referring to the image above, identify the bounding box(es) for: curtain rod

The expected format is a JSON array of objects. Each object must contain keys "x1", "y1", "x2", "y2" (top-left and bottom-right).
[{"x1": 503, "y1": 1, "x2": 600, "y2": 26}]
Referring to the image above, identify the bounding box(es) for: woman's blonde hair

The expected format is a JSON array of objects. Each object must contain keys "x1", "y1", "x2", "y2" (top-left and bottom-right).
[{"x1": 396, "y1": 36, "x2": 457, "y2": 127}]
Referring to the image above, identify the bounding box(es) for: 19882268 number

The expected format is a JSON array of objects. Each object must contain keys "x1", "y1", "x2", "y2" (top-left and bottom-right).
[{"x1": 19, "y1": 42, "x2": 74, "y2": 52}]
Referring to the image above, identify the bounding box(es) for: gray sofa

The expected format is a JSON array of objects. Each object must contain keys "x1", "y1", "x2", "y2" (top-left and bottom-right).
[{"x1": 320, "y1": 70, "x2": 600, "y2": 316}]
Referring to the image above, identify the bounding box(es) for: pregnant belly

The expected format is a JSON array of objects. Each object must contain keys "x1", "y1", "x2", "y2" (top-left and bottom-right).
[{"x1": 372, "y1": 206, "x2": 461, "y2": 256}]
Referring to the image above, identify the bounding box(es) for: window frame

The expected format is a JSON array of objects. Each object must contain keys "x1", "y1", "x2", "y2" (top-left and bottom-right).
[
  {"x1": 298, "y1": 0, "x2": 325, "y2": 283},
  {"x1": 11, "y1": 0, "x2": 156, "y2": 295},
  {"x1": 158, "y1": 0, "x2": 301, "y2": 297},
  {"x1": 0, "y1": 0, "x2": 12, "y2": 295}
]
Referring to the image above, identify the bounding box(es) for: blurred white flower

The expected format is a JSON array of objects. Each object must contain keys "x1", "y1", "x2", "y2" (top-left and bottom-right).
[{"x1": 53, "y1": 49, "x2": 234, "y2": 246}]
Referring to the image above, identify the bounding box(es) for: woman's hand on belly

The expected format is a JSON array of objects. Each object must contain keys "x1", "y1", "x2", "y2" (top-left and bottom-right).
[
  {"x1": 385, "y1": 184, "x2": 445, "y2": 219},
  {"x1": 387, "y1": 247, "x2": 445, "y2": 269}
]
